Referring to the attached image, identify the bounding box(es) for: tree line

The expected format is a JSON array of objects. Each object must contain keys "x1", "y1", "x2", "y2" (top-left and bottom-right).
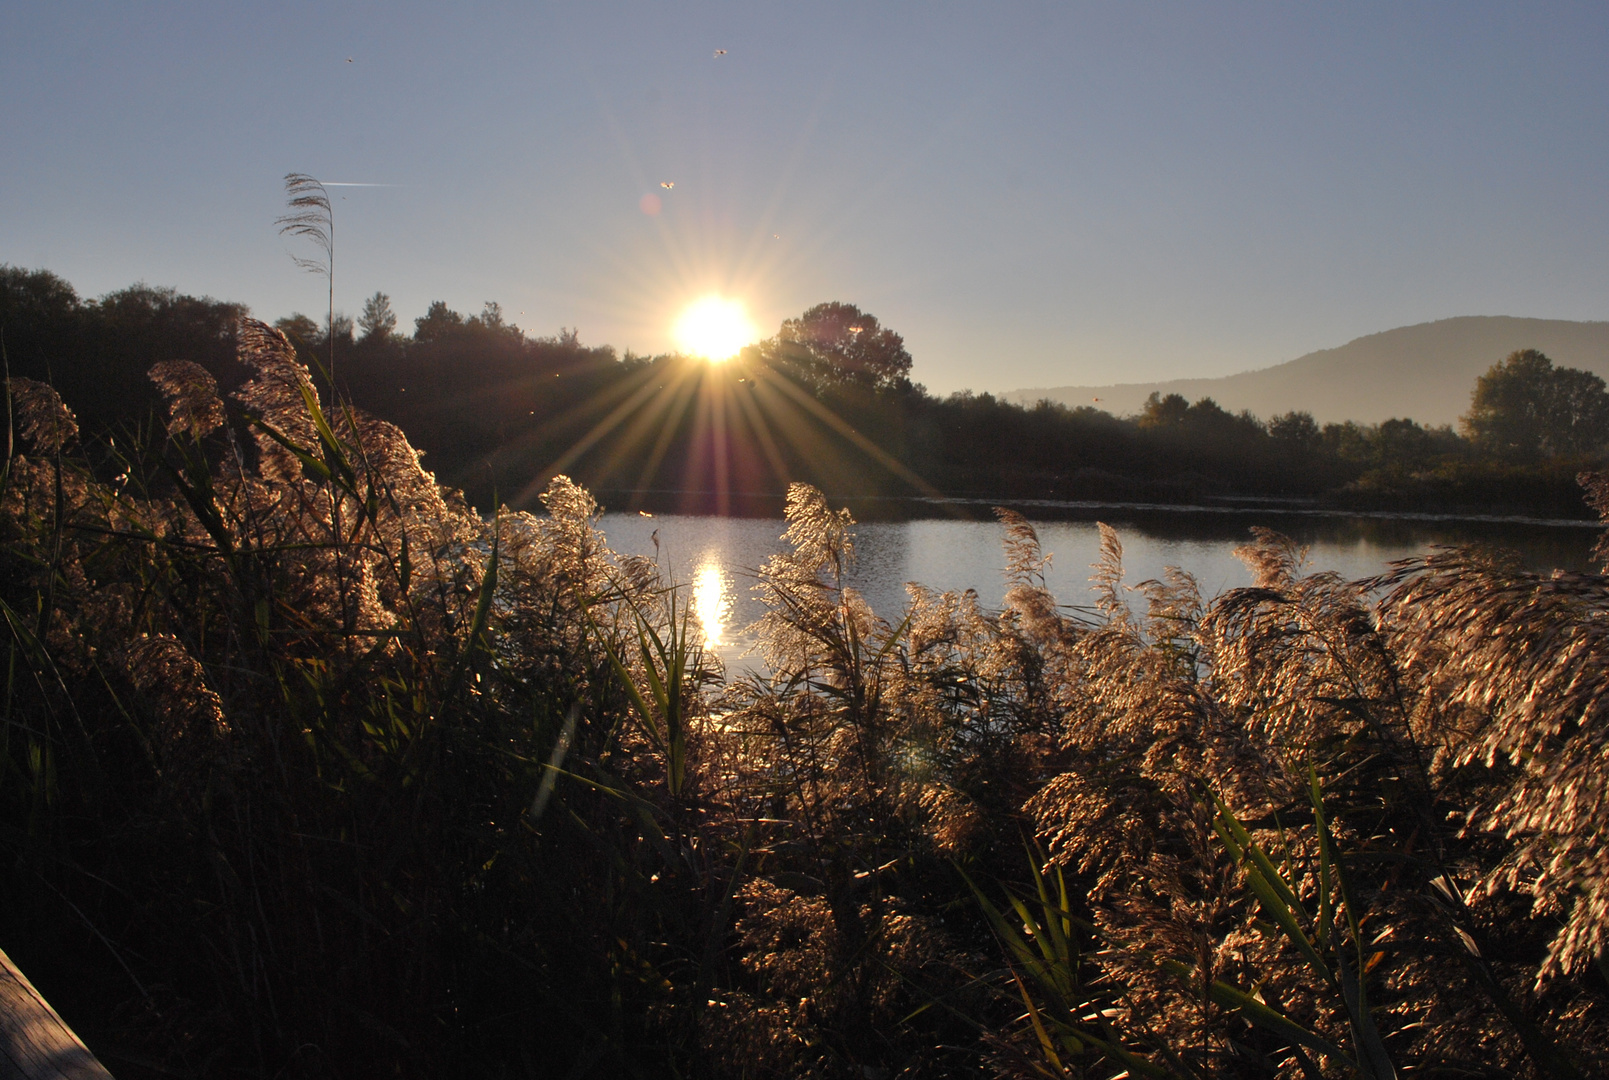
[{"x1": 5, "y1": 264, "x2": 1607, "y2": 517}]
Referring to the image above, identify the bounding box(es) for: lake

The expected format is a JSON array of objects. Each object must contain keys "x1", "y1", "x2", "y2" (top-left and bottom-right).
[{"x1": 592, "y1": 500, "x2": 1604, "y2": 675}]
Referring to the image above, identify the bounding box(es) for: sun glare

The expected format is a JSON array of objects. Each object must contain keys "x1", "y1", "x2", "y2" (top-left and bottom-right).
[
  {"x1": 691, "y1": 560, "x2": 731, "y2": 647},
  {"x1": 673, "y1": 296, "x2": 757, "y2": 362}
]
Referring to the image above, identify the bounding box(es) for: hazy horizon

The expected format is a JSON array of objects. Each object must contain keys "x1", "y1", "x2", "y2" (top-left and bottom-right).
[
  {"x1": 6, "y1": 3, "x2": 1609, "y2": 396},
  {"x1": 1004, "y1": 315, "x2": 1609, "y2": 426}
]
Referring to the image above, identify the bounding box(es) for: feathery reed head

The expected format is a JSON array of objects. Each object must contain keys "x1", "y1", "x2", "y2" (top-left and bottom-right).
[{"x1": 148, "y1": 359, "x2": 225, "y2": 440}]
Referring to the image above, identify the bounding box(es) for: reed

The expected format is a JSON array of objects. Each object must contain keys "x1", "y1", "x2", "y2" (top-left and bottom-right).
[
  {"x1": 276, "y1": 173, "x2": 336, "y2": 382},
  {"x1": 2, "y1": 321, "x2": 1607, "y2": 1077}
]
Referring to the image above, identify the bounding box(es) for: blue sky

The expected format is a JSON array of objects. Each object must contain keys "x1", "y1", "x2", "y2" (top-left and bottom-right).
[{"x1": 4, "y1": 2, "x2": 1608, "y2": 394}]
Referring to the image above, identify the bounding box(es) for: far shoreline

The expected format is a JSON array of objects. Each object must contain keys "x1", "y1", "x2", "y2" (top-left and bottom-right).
[{"x1": 579, "y1": 486, "x2": 1607, "y2": 532}]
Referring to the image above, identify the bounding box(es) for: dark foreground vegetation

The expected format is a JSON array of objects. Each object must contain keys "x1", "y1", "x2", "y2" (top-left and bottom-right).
[
  {"x1": 4, "y1": 318, "x2": 1609, "y2": 1077},
  {"x1": 6, "y1": 265, "x2": 1609, "y2": 517}
]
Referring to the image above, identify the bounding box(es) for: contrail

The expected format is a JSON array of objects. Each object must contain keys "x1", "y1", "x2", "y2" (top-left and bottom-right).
[{"x1": 320, "y1": 182, "x2": 396, "y2": 187}]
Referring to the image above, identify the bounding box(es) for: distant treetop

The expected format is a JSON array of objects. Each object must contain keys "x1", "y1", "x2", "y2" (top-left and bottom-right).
[
  {"x1": 764, "y1": 301, "x2": 913, "y2": 392},
  {"x1": 1461, "y1": 348, "x2": 1609, "y2": 462},
  {"x1": 412, "y1": 300, "x2": 524, "y2": 343},
  {"x1": 359, "y1": 292, "x2": 397, "y2": 341}
]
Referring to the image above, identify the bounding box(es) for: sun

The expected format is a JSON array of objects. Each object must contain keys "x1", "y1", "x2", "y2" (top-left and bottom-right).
[{"x1": 672, "y1": 296, "x2": 758, "y2": 362}]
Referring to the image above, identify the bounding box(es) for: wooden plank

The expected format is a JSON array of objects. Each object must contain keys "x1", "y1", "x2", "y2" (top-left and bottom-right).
[{"x1": 0, "y1": 946, "x2": 114, "y2": 1080}]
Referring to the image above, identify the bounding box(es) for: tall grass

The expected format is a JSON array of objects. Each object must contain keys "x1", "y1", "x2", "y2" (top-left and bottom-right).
[{"x1": 2, "y1": 319, "x2": 1607, "y2": 1077}]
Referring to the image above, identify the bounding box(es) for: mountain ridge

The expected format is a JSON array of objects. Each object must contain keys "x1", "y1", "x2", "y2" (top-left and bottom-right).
[{"x1": 1004, "y1": 316, "x2": 1609, "y2": 426}]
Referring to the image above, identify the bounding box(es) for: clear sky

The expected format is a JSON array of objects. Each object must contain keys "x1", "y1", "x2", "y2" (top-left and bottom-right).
[{"x1": 4, "y1": 2, "x2": 1608, "y2": 395}]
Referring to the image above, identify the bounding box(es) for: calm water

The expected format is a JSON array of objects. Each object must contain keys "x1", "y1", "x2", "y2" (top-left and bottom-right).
[{"x1": 594, "y1": 505, "x2": 1603, "y2": 674}]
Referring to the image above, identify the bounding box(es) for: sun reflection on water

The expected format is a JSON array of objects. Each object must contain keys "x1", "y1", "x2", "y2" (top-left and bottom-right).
[{"x1": 690, "y1": 560, "x2": 731, "y2": 648}]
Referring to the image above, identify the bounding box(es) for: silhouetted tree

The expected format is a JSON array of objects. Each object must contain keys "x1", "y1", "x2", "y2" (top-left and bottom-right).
[
  {"x1": 274, "y1": 313, "x2": 322, "y2": 353},
  {"x1": 1181, "y1": 396, "x2": 1261, "y2": 435},
  {"x1": 413, "y1": 300, "x2": 465, "y2": 342},
  {"x1": 1547, "y1": 366, "x2": 1609, "y2": 456},
  {"x1": 766, "y1": 302, "x2": 913, "y2": 392},
  {"x1": 1, "y1": 271, "x2": 245, "y2": 435},
  {"x1": 1269, "y1": 410, "x2": 1321, "y2": 453},
  {"x1": 1136, "y1": 391, "x2": 1190, "y2": 427},
  {"x1": 1374, "y1": 417, "x2": 1437, "y2": 468},
  {"x1": 359, "y1": 292, "x2": 397, "y2": 340},
  {"x1": 1322, "y1": 420, "x2": 1373, "y2": 464},
  {"x1": 466, "y1": 301, "x2": 525, "y2": 341},
  {"x1": 0, "y1": 265, "x2": 79, "y2": 326},
  {"x1": 1462, "y1": 349, "x2": 1609, "y2": 462},
  {"x1": 0, "y1": 266, "x2": 81, "y2": 380}
]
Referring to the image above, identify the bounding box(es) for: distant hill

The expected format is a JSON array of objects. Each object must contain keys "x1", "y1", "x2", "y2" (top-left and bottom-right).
[{"x1": 1004, "y1": 316, "x2": 1609, "y2": 426}]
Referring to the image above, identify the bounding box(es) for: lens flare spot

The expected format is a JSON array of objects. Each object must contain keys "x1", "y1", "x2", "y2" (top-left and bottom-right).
[
  {"x1": 639, "y1": 192, "x2": 662, "y2": 216},
  {"x1": 673, "y1": 296, "x2": 757, "y2": 362},
  {"x1": 691, "y1": 560, "x2": 731, "y2": 648}
]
